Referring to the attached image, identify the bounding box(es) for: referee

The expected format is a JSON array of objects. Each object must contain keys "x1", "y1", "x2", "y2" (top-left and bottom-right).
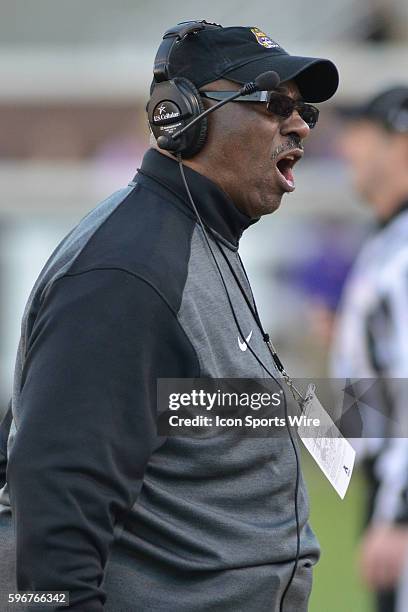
[
  {"x1": 0, "y1": 21, "x2": 338, "y2": 611},
  {"x1": 332, "y1": 86, "x2": 408, "y2": 612}
]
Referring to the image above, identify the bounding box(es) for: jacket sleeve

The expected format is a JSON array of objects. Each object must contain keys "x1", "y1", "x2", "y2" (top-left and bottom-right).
[{"x1": 6, "y1": 268, "x2": 199, "y2": 610}]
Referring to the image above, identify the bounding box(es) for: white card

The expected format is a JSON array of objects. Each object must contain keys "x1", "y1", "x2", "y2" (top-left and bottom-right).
[{"x1": 297, "y1": 383, "x2": 355, "y2": 499}]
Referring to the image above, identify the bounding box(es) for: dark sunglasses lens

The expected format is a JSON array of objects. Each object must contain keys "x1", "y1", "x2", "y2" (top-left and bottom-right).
[
  {"x1": 267, "y1": 94, "x2": 319, "y2": 128},
  {"x1": 298, "y1": 104, "x2": 319, "y2": 128},
  {"x1": 266, "y1": 94, "x2": 294, "y2": 118}
]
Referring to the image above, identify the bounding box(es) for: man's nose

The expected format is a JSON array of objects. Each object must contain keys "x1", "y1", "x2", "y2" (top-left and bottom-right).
[{"x1": 280, "y1": 109, "x2": 310, "y2": 140}]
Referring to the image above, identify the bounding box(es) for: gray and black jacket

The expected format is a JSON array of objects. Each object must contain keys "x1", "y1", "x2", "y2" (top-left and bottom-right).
[{"x1": 0, "y1": 149, "x2": 319, "y2": 611}]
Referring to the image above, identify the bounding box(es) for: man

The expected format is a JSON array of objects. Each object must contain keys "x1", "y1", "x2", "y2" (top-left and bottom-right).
[
  {"x1": 331, "y1": 86, "x2": 408, "y2": 612},
  {"x1": 0, "y1": 22, "x2": 338, "y2": 611}
]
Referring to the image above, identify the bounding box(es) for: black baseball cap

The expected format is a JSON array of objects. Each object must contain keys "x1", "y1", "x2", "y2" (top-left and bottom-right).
[
  {"x1": 155, "y1": 23, "x2": 339, "y2": 103},
  {"x1": 340, "y1": 86, "x2": 408, "y2": 133}
]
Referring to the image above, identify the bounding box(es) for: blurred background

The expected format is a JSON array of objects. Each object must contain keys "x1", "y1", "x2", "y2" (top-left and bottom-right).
[{"x1": 3, "y1": 1, "x2": 408, "y2": 609}]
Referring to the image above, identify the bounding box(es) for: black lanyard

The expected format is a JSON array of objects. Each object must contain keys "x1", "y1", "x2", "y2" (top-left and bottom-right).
[{"x1": 205, "y1": 224, "x2": 304, "y2": 401}]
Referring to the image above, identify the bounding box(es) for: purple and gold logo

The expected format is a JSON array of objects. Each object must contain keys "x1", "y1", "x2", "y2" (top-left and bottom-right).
[{"x1": 250, "y1": 27, "x2": 280, "y2": 49}]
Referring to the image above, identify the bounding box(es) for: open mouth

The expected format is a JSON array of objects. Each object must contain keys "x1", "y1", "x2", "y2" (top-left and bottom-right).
[{"x1": 275, "y1": 149, "x2": 303, "y2": 192}]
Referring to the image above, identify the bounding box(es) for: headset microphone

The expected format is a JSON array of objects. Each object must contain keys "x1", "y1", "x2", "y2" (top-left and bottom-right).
[
  {"x1": 156, "y1": 71, "x2": 280, "y2": 152},
  {"x1": 252, "y1": 70, "x2": 281, "y2": 92}
]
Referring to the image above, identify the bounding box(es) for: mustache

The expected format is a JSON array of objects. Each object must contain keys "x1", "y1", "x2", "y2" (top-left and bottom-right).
[{"x1": 270, "y1": 136, "x2": 303, "y2": 161}]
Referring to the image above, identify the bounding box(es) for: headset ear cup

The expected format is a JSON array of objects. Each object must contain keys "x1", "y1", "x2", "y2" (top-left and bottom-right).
[
  {"x1": 147, "y1": 77, "x2": 208, "y2": 158},
  {"x1": 174, "y1": 78, "x2": 208, "y2": 158}
]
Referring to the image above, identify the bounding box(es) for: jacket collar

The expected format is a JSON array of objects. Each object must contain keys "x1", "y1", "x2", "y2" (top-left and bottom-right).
[{"x1": 135, "y1": 148, "x2": 258, "y2": 249}]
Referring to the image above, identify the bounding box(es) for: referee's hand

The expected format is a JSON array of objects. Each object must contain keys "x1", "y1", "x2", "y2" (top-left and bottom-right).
[{"x1": 358, "y1": 523, "x2": 408, "y2": 590}]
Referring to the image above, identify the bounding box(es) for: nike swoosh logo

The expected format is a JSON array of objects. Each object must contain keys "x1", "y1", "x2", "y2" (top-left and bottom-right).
[{"x1": 238, "y1": 330, "x2": 253, "y2": 352}]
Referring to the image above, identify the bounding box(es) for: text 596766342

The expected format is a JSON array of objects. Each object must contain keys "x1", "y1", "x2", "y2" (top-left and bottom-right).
[{"x1": 8, "y1": 592, "x2": 69, "y2": 607}]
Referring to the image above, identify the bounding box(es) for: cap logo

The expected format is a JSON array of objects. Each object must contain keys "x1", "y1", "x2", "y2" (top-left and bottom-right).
[{"x1": 250, "y1": 27, "x2": 280, "y2": 49}]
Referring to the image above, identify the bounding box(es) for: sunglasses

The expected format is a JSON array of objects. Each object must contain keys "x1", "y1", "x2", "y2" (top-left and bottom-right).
[{"x1": 200, "y1": 90, "x2": 319, "y2": 129}]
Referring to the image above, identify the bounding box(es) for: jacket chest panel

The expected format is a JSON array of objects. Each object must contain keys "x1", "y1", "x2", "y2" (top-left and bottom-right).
[{"x1": 179, "y1": 230, "x2": 276, "y2": 379}]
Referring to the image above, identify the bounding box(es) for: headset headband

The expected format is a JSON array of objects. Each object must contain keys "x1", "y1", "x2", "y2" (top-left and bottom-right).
[{"x1": 153, "y1": 20, "x2": 222, "y2": 83}]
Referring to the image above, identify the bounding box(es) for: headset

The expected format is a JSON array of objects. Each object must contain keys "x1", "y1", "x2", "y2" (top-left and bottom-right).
[{"x1": 147, "y1": 20, "x2": 223, "y2": 158}]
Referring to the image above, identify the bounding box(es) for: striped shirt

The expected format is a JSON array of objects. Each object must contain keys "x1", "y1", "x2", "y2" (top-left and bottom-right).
[{"x1": 331, "y1": 204, "x2": 408, "y2": 522}]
